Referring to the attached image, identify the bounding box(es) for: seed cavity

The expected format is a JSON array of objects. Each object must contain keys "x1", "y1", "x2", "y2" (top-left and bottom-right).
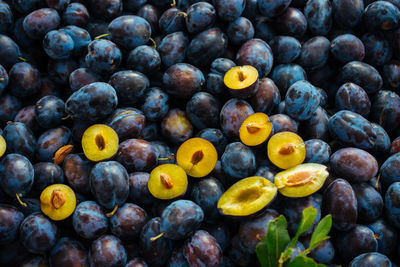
[
  {"x1": 285, "y1": 171, "x2": 314, "y2": 187},
  {"x1": 279, "y1": 143, "x2": 296, "y2": 155},
  {"x1": 238, "y1": 70, "x2": 247, "y2": 82},
  {"x1": 95, "y1": 134, "x2": 106, "y2": 151},
  {"x1": 235, "y1": 185, "x2": 262, "y2": 202},
  {"x1": 51, "y1": 190, "x2": 66, "y2": 209},
  {"x1": 191, "y1": 150, "x2": 204, "y2": 165},
  {"x1": 246, "y1": 123, "x2": 264, "y2": 134}
]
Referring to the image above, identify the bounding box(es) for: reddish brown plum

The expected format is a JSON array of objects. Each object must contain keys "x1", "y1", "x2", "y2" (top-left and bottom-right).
[
  {"x1": 116, "y1": 139, "x2": 157, "y2": 172},
  {"x1": 109, "y1": 203, "x2": 148, "y2": 240},
  {"x1": 270, "y1": 114, "x2": 298, "y2": 133},
  {"x1": 49, "y1": 237, "x2": 88, "y2": 267},
  {"x1": 250, "y1": 78, "x2": 281, "y2": 115},
  {"x1": 161, "y1": 109, "x2": 193, "y2": 144},
  {"x1": 184, "y1": 230, "x2": 222, "y2": 267},
  {"x1": 220, "y1": 98, "x2": 254, "y2": 140},
  {"x1": 63, "y1": 153, "x2": 92, "y2": 194}
]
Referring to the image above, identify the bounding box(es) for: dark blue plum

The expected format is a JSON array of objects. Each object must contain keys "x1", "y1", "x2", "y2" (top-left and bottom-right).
[
  {"x1": 60, "y1": 26, "x2": 91, "y2": 56},
  {"x1": 270, "y1": 36, "x2": 301, "y2": 64},
  {"x1": 367, "y1": 219, "x2": 398, "y2": 256},
  {"x1": 371, "y1": 123, "x2": 391, "y2": 159},
  {"x1": 330, "y1": 34, "x2": 365, "y2": 63},
  {"x1": 371, "y1": 90, "x2": 400, "y2": 131},
  {"x1": 206, "y1": 57, "x2": 236, "y2": 96},
  {"x1": 86, "y1": 18, "x2": 109, "y2": 39},
  {"x1": 23, "y1": 8, "x2": 60, "y2": 39},
  {"x1": 0, "y1": 1, "x2": 13, "y2": 34},
  {"x1": 36, "y1": 126, "x2": 71, "y2": 162},
  {"x1": 213, "y1": 0, "x2": 245, "y2": 21},
  {"x1": 186, "y1": 27, "x2": 228, "y2": 68},
  {"x1": 0, "y1": 240, "x2": 30, "y2": 265},
  {"x1": 335, "y1": 82, "x2": 370, "y2": 117},
  {"x1": 383, "y1": 61, "x2": 400, "y2": 90},
  {"x1": 158, "y1": 31, "x2": 189, "y2": 67},
  {"x1": 126, "y1": 258, "x2": 148, "y2": 267},
  {"x1": 49, "y1": 237, "x2": 88, "y2": 267},
  {"x1": 221, "y1": 142, "x2": 256, "y2": 179},
  {"x1": 255, "y1": 166, "x2": 276, "y2": 182},
  {"x1": 161, "y1": 109, "x2": 193, "y2": 144},
  {"x1": 332, "y1": 0, "x2": 364, "y2": 28},
  {"x1": 305, "y1": 139, "x2": 330, "y2": 165},
  {"x1": 258, "y1": 0, "x2": 292, "y2": 17},
  {"x1": 65, "y1": 82, "x2": 118, "y2": 122},
  {"x1": 285, "y1": 80, "x2": 320, "y2": 120},
  {"x1": 250, "y1": 78, "x2": 280, "y2": 115},
  {"x1": 88, "y1": 0, "x2": 122, "y2": 20},
  {"x1": 380, "y1": 153, "x2": 400, "y2": 187},
  {"x1": 329, "y1": 110, "x2": 377, "y2": 150},
  {"x1": 107, "y1": 108, "x2": 146, "y2": 141},
  {"x1": 323, "y1": 179, "x2": 357, "y2": 231},
  {"x1": 141, "y1": 87, "x2": 169, "y2": 122},
  {"x1": 43, "y1": 30, "x2": 74, "y2": 59},
  {"x1": 304, "y1": 0, "x2": 332, "y2": 35},
  {"x1": 220, "y1": 98, "x2": 254, "y2": 139},
  {"x1": 167, "y1": 246, "x2": 189, "y2": 267},
  {"x1": 334, "y1": 225, "x2": 378, "y2": 263},
  {"x1": 270, "y1": 113, "x2": 298, "y2": 133},
  {"x1": 0, "y1": 34, "x2": 21, "y2": 70},
  {"x1": 158, "y1": 7, "x2": 186, "y2": 34},
  {"x1": 69, "y1": 68, "x2": 101, "y2": 92},
  {"x1": 12, "y1": 0, "x2": 42, "y2": 14},
  {"x1": 0, "y1": 64, "x2": 7, "y2": 95},
  {"x1": 236, "y1": 38, "x2": 273, "y2": 77},
  {"x1": 128, "y1": 172, "x2": 155, "y2": 206},
  {"x1": 62, "y1": 3, "x2": 89, "y2": 27},
  {"x1": 8, "y1": 62, "x2": 41, "y2": 98},
  {"x1": 85, "y1": 39, "x2": 122, "y2": 75},
  {"x1": 19, "y1": 213, "x2": 58, "y2": 253},
  {"x1": 109, "y1": 70, "x2": 149, "y2": 106},
  {"x1": 3, "y1": 122, "x2": 36, "y2": 160},
  {"x1": 297, "y1": 36, "x2": 330, "y2": 71},
  {"x1": 227, "y1": 17, "x2": 254, "y2": 45},
  {"x1": 196, "y1": 128, "x2": 228, "y2": 156},
  {"x1": 139, "y1": 217, "x2": 173, "y2": 266},
  {"x1": 90, "y1": 161, "x2": 129, "y2": 210},
  {"x1": 89, "y1": 235, "x2": 127, "y2": 267},
  {"x1": 137, "y1": 4, "x2": 160, "y2": 34},
  {"x1": 0, "y1": 205, "x2": 24, "y2": 245},
  {"x1": 0, "y1": 154, "x2": 34, "y2": 198},
  {"x1": 270, "y1": 64, "x2": 306, "y2": 95},
  {"x1": 48, "y1": 58, "x2": 78, "y2": 85},
  {"x1": 364, "y1": 1, "x2": 400, "y2": 31},
  {"x1": 163, "y1": 63, "x2": 204, "y2": 99},
  {"x1": 110, "y1": 203, "x2": 148, "y2": 240},
  {"x1": 254, "y1": 17, "x2": 275, "y2": 42},
  {"x1": 34, "y1": 95, "x2": 66, "y2": 129},
  {"x1": 31, "y1": 162, "x2": 63, "y2": 196},
  {"x1": 185, "y1": 2, "x2": 216, "y2": 34},
  {"x1": 14, "y1": 197, "x2": 40, "y2": 216},
  {"x1": 109, "y1": 15, "x2": 151, "y2": 50},
  {"x1": 349, "y1": 252, "x2": 392, "y2": 267},
  {"x1": 300, "y1": 107, "x2": 330, "y2": 141},
  {"x1": 159, "y1": 200, "x2": 204, "y2": 240},
  {"x1": 191, "y1": 177, "x2": 224, "y2": 222},
  {"x1": 184, "y1": 230, "x2": 222, "y2": 267},
  {"x1": 385, "y1": 182, "x2": 400, "y2": 228},
  {"x1": 63, "y1": 153, "x2": 92, "y2": 194},
  {"x1": 186, "y1": 92, "x2": 220, "y2": 130},
  {"x1": 127, "y1": 45, "x2": 161, "y2": 74},
  {"x1": 275, "y1": 8, "x2": 307, "y2": 37},
  {"x1": 45, "y1": 0, "x2": 70, "y2": 11},
  {"x1": 353, "y1": 183, "x2": 383, "y2": 222},
  {"x1": 227, "y1": 235, "x2": 253, "y2": 266},
  {"x1": 73, "y1": 201, "x2": 108, "y2": 240},
  {"x1": 361, "y1": 32, "x2": 392, "y2": 67},
  {"x1": 243, "y1": 0, "x2": 259, "y2": 18},
  {"x1": 0, "y1": 94, "x2": 21, "y2": 127}
]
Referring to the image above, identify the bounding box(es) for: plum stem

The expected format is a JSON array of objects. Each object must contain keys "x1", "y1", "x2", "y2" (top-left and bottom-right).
[
  {"x1": 149, "y1": 37, "x2": 157, "y2": 49},
  {"x1": 61, "y1": 114, "x2": 70, "y2": 120},
  {"x1": 158, "y1": 153, "x2": 175, "y2": 161},
  {"x1": 150, "y1": 232, "x2": 165, "y2": 242},
  {"x1": 18, "y1": 57, "x2": 27, "y2": 62},
  {"x1": 106, "y1": 204, "x2": 118, "y2": 217},
  {"x1": 176, "y1": 12, "x2": 187, "y2": 18},
  {"x1": 16, "y1": 193, "x2": 27, "y2": 207},
  {"x1": 171, "y1": 0, "x2": 176, "y2": 6},
  {"x1": 95, "y1": 33, "x2": 110, "y2": 40}
]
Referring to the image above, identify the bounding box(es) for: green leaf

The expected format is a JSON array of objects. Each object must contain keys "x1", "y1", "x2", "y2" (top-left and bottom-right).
[
  {"x1": 256, "y1": 215, "x2": 290, "y2": 267},
  {"x1": 286, "y1": 256, "x2": 327, "y2": 267},
  {"x1": 309, "y1": 215, "x2": 332, "y2": 251},
  {"x1": 289, "y1": 207, "x2": 318, "y2": 249}
]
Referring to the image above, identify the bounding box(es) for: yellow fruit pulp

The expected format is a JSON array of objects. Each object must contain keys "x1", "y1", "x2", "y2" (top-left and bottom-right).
[
  {"x1": 176, "y1": 137, "x2": 218, "y2": 177},
  {"x1": 267, "y1": 131, "x2": 306, "y2": 169},
  {"x1": 224, "y1": 65, "x2": 259, "y2": 90},
  {"x1": 274, "y1": 163, "x2": 329, "y2": 197},
  {"x1": 239, "y1": 113, "x2": 273, "y2": 146},
  {"x1": 40, "y1": 184, "x2": 76, "y2": 221},
  {"x1": 0, "y1": 135, "x2": 5, "y2": 158},
  {"x1": 82, "y1": 124, "x2": 119, "y2": 162},
  {"x1": 148, "y1": 164, "x2": 188, "y2": 200},
  {"x1": 217, "y1": 176, "x2": 277, "y2": 217}
]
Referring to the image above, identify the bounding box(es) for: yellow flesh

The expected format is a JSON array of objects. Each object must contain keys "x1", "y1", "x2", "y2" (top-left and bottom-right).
[
  {"x1": 217, "y1": 176, "x2": 277, "y2": 216},
  {"x1": 176, "y1": 138, "x2": 218, "y2": 177},
  {"x1": 82, "y1": 124, "x2": 119, "y2": 162},
  {"x1": 274, "y1": 163, "x2": 329, "y2": 197},
  {"x1": 148, "y1": 164, "x2": 188, "y2": 200},
  {"x1": 40, "y1": 184, "x2": 76, "y2": 221},
  {"x1": 0, "y1": 135, "x2": 5, "y2": 158},
  {"x1": 224, "y1": 65, "x2": 259, "y2": 90},
  {"x1": 239, "y1": 113, "x2": 273, "y2": 146},
  {"x1": 267, "y1": 131, "x2": 306, "y2": 169}
]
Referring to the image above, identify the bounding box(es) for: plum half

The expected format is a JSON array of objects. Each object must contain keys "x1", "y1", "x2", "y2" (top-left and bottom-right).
[
  {"x1": 224, "y1": 65, "x2": 259, "y2": 98},
  {"x1": 239, "y1": 112, "x2": 273, "y2": 146},
  {"x1": 148, "y1": 164, "x2": 188, "y2": 200}
]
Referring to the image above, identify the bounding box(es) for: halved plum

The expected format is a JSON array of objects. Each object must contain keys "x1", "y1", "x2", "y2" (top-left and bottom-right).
[{"x1": 217, "y1": 176, "x2": 277, "y2": 217}]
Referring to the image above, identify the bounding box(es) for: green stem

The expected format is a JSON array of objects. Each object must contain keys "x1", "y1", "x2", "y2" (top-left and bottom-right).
[{"x1": 95, "y1": 33, "x2": 110, "y2": 40}]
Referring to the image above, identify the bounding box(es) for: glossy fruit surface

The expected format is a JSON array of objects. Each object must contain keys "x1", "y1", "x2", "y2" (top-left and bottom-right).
[
  {"x1": 349, "y1": 252, "x2": 392, "y2": 267},
  {"x1": 40, "y1": 184, "x2": 76, "y2": 221},
  {"x1": 218, "y1": 176, "x2": 277, "y2": 217},
  {"x1": 148, "y1": 164, "x2": 187, "y2": 200},
  {"x1": 221, "y1": 142, "x2": 256, "y2": 179},
  {"x1": 82, "y1": 124, "x2": 119, "y2": 162},
  {"x1": 72, "y1": 201, "x2": 108, "y2": 240},
  {"x1": 49, "y1": 237, "x2": 88, "y2": 267},
  {"x1": 0, "y1": 204, "x2": 24, "y2": 245},
  {"x1": 89, "y1": 235, "x2": 127, "y2": 267},
  {"x1": 184, "y1": 230, "x2": 222, "y2": 267},
  {"x1": 109, "y1": 203, "x2": 148, "y2": 240}
]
